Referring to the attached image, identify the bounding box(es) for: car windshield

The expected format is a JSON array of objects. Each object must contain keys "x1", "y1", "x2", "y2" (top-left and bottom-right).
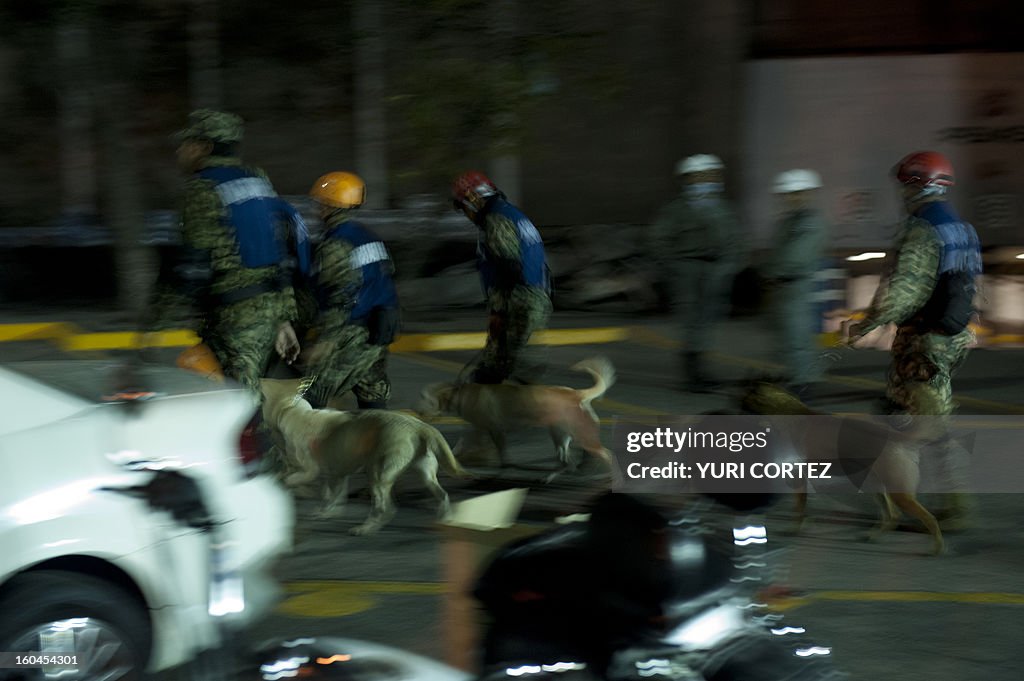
[{"x1": 2, "y1": 360, "x2": 237, "y2": 403}]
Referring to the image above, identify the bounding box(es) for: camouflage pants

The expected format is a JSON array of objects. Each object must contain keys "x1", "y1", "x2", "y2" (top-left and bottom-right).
[
  {"x1": 305, "y1": 324, "x2": 391, "y2": 408},
  {"x1": 887, "y1": 326, "x2": 975, "y2": 496},
  {"x1": 886, "y1": 326, "x2": 973, "y2": 416},
  {"x1": 472, "y1": 291, "x2": 552, "y2": 384},
  {"x1": 204, "y1": 295, "x2": 281, "y2": 399}
]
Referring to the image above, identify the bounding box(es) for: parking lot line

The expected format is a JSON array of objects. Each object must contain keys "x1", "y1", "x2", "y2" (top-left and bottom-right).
[{"x1": 770, "y1": 589, "x2": 1024, "y2": 613}]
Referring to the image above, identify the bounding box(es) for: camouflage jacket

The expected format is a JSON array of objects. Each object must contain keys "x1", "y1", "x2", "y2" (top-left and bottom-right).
[
  {"x1": 860, "y1": 216, "x2": 941, "y2": 333},
  {"x1": 479, "y1": 208, "x2": 551, "y2": 312},
  {"x1": 765, "y1": 209, "x2": 829, "y2": 282},
  {"x1": 145, "y1": 156, "x2": 298, "y2": 331},
  {"x1": 308, "y1": 212, "x2": 363, "y2": 343}
]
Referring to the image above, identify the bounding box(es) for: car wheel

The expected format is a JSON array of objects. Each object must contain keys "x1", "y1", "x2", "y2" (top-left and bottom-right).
[{"x1": 0, "y1": 570, "x2": 151, "y2": 681}]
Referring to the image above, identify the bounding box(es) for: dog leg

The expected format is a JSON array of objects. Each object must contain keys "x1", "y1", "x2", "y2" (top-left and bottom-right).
[
  {"x1": 350, "y1": 466, "x2": 400, "y2": 536},
  {"x1": 866, "y1": 493, "x2": 899, "y2": 543},
  {"x1": 786, "y1": 480, "x2": 810, "y2": 535},
  {"x1": 315, "y1": 477, "x2": 349, "y2": 519},
  {"x1": 284, "y1": 451, "x2": 321, "y2": 488},
  {"x1": 550, "y1": 428, "x2": 576, "y2": 470},
  {"x1": 542, "y1": 429, "x2": 577, "y2": 485},
  {"x1": 488, "y1": 430, "x2": 508, "y2": 469},
  {"x1": 888, "y1": 492, "x2": 945, "y2": 556},
  {"x1": 415, "y1": 454, "x2": 452, "y2": 521}
]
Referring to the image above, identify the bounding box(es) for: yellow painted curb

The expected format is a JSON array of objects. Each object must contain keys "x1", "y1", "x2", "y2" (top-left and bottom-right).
[
  {"x1": 0, "y1": 322, "x2": 79, "y2": 343},
  {"x1": 57, "y1": 330, "x2": 202, "y2": 352},
  {"x1": 1, "y1": 323, "x2": 631, "y2": 352},
  {"x1": 391, "y1": 327, "x2": 631, "y2": 353}
]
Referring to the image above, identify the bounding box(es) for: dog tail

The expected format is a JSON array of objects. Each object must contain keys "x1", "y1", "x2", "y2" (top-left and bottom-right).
[
  {"x1": 572, "y1": 356, "x2": 616, "y2": 405},
  {"x1": 426, "y1": 426, "x2": 474, "y2": 480}
]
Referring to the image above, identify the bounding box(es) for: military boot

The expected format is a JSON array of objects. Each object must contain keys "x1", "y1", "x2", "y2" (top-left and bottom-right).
[
  {"x1": 934, "y1": 493, "x2": 974, "y2": 532},
  {"x1": 683, "y1": 352, "x2": 718, "y2": 393}
]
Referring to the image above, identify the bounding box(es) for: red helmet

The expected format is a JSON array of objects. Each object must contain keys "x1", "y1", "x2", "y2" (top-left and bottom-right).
[
  {"x1": 451, "y1": 171, "x2": 498, "y2": 211},
  {"x1": 894, "y1": 151, "x2": 955, "y2": 187}
]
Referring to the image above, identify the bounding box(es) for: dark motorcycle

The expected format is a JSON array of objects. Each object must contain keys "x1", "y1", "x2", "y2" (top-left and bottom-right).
[{"x1": 472, "y1": 492, "x2": 849, "y2": 681}]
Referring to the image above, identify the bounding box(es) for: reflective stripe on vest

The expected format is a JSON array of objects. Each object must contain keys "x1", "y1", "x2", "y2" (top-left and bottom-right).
[{"x1": 197, "y1": 166, "x2": 285, "y2": 270}]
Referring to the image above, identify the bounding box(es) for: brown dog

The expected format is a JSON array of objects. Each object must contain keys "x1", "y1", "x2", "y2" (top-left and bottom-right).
[
  {"x1": 261, "y1": 378, "x2": 471, "y2": 535},
  {"x1": 417, "y1": 357, "x2": 618, "y2": 483},
  {"x1": 742, "y1": 382, "x2": 944, "y2": 556}
]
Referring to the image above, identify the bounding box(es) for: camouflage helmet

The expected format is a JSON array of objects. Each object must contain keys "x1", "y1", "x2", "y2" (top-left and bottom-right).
[{"x1": 175, "y1": 109, "x2": 244, "y2": 144}]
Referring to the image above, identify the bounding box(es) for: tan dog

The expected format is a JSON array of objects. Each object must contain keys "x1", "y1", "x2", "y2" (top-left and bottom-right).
[
  {"x1": 261, "y1": 378, "x2": 471, "y2": 535},
  {"x1": 741, "y1": 382, "x2": 943, "y2": 555},
  {"x1": 417, "y1": 357, "x2": 618, "y2": 483}
]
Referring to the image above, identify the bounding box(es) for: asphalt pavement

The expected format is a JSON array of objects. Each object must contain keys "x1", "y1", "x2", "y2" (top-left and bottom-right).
[{"x1": 4, "y1": 308, "x2": 1024, "y2": 681}]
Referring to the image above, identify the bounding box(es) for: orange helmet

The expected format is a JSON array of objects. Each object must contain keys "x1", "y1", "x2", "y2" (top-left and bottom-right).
[
  {"x1": 176, "y1": 343, "x2": 224, "y2": 381},
  {"x1": 894, "y1": 151, "x2": 955, "y2": 188},
  {"x1": 310, "y1": 171, "x2": 366, "y2": 209},
  {"x1": 451, "y1": 170, "x2": 498, "y2": 212}
]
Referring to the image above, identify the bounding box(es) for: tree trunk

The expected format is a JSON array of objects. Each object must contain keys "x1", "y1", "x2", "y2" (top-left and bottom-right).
[
  {"x1": 95, "y1": 14, "x2": 153, "y2": 319},
  {"x1": 353, "y1": 0, "x2": 389, "y2": 208},
  {"x1": 98, "y1": 79, "x2": 152, "y2": 318},
  {"x1": 488, "y1": 0, "x2": 522, "y2": 205},
  {"x1": 55, "y1": 6, "x2": 97, "y2": 222},
  {"x1": 187, "y1": 0, "x2": 223, "y2": 110}
]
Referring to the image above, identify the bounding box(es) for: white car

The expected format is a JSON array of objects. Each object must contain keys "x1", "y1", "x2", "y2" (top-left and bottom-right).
[{"x1": 0, "y1": 359, "x2": 295, "y2": 679}]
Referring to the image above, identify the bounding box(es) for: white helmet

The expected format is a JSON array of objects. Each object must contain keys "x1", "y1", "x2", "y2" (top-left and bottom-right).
[
  {"x1": 676, "y1": 154, "x2": 724, "y2": 176},
  {"x1": 773, "y1": 169, "x2": 822, "y2": 193}
]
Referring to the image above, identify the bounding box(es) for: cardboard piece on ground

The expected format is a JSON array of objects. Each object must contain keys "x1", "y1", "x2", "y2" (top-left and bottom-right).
[{"x1": 442, "y1": 487, "x2": 528, "y2": 531}]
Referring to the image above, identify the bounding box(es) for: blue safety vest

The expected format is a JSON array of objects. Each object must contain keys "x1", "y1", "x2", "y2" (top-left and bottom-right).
[
  {"x1": 476, "y1": 198, "x2": 551, "y2": 294},
  {"x1": 912, "y1": 201, "x2": 982, "y2": 335},
  {"x1": 322, "y1": 220, "x2": 399, "y2": 323},
  {"x1": 197, "y1": 166, "x2": 309, "y2": 276}
]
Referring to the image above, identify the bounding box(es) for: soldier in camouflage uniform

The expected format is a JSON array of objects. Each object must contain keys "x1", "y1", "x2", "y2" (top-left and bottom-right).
[
  {"x1": 844, "y1": 151, "x2": 982, "y2": 529},
  {"x1": 451, "y1": 171, "x2": 552, "y2": 385},
  {"x1": 298, "y1": 172, "x2": 400, "y2": 410},
  {"x1": 763, "y1": 170, "x2": 829, "y2": 393},
  {"x1": 648, "y1": 155, "x2": 744, "y2": 392},
  {"x1": 145, "y1": 109, "x2": 304, "y2": 397}
]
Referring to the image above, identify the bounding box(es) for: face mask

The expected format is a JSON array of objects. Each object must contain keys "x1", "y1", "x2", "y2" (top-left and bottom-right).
[{"x1": 685, "y1": 183, "x2": 723, "y2": 200}]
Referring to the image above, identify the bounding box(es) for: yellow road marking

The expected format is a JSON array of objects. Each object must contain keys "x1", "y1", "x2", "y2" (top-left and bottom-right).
[
  {"x1": 392, "y1": 332, "x2": 488, "y2": 353},
  {"x1": 393, "y1": 352, "x2": 467, "y2": 374},
  {"x1": 594, "y1": 397, "x2": 668, "y2": 417},
  {"x1": 277, "y1": 580, "x2": 446, "y2": 618},
  {"x1": 276, "y1": 580, "x2": 1024, "y2": 618},
  {"x1": 771, "y1": 590, "x2": 1024, "y2": 613}
]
